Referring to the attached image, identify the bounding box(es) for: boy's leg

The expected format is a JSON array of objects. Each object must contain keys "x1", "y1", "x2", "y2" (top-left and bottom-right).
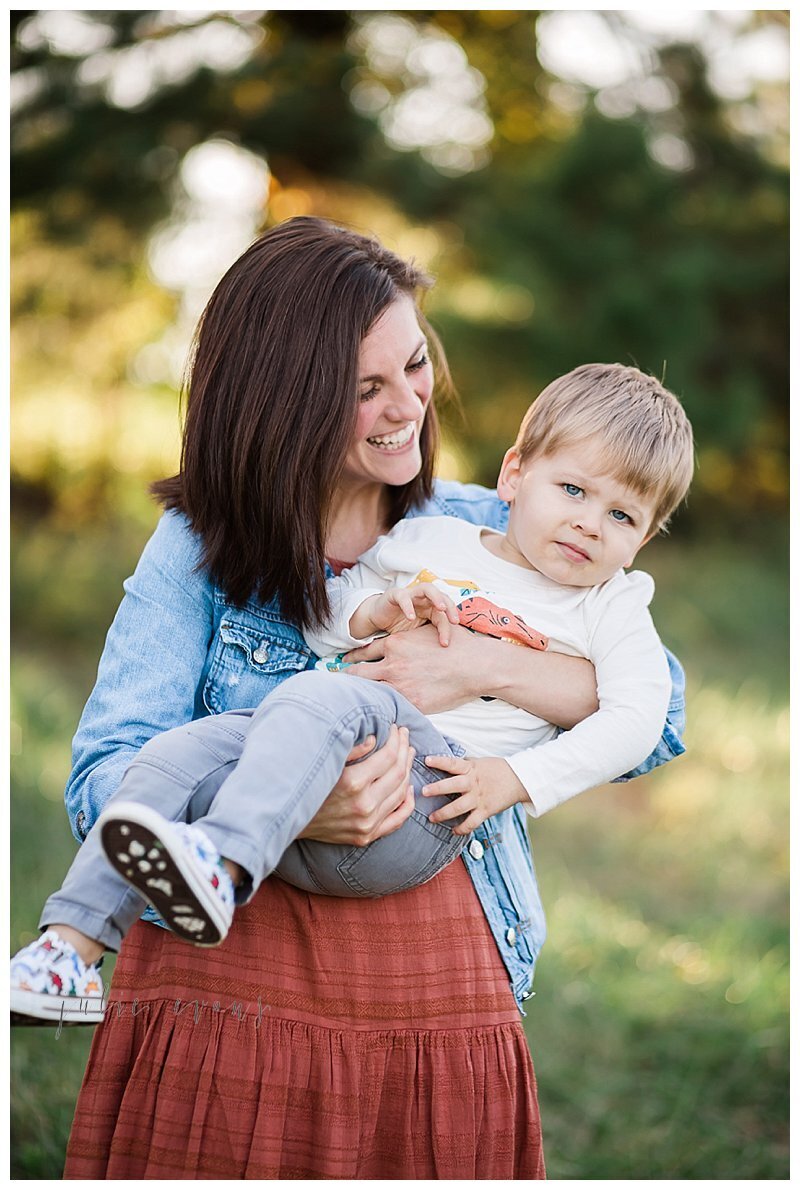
[
  {"x1": 197, "y1": 670, "x2": 467, "y2": 898},
  {"x1": 38, "y1": 710, "x2": 254, "y2": 951},
  {"x1": 275, "y1": 744, "x2": 467, "y2": 897}
]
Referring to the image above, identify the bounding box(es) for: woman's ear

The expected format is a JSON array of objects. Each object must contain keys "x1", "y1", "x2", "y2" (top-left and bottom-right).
[{"x1": 497, "y1": 447, "x2": 523, "y2": 503}]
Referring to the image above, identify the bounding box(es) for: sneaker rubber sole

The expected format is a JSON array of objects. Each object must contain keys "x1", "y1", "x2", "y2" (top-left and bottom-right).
[
  {"x1": 10, "y1": 986, "x2": 106, "y2": 1025},
  {"x1": 99, "y1": 803, "x2": 231, "y2": 947}
]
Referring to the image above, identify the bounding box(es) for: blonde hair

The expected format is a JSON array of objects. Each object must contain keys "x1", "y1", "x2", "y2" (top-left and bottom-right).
[{"x1": 515, "y1": 363, "x2": 695, "y2": 532}]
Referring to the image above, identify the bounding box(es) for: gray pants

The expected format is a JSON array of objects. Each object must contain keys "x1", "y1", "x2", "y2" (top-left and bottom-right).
[{"x1": 40, "y1": 671, "x2": 468, "y2": 951}]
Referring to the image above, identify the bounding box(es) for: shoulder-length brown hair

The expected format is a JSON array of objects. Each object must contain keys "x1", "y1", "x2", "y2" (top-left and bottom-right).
[{"x1": 152, "y1": 216, "x2": 448, "y2": 629}]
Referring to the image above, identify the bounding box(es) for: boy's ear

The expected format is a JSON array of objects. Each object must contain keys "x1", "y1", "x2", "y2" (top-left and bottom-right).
[{"x1": 497, "y1": 447, "x2": 523, "y2": 503}]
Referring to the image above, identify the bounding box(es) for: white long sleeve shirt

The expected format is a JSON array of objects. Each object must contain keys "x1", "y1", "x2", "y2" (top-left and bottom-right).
[{"x1": 305, "y1": 516, "x2": 672, "y2": 818}]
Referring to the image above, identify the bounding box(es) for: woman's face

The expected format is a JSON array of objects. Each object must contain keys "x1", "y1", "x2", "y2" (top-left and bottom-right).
[{"x1": 342, "y1": 295, "x2": 434, "y2": 490}]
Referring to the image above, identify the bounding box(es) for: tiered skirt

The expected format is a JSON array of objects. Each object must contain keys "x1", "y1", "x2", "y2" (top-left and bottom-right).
[{"x1": 65, "y1": 858, "x2": 545, "y2": 1179}]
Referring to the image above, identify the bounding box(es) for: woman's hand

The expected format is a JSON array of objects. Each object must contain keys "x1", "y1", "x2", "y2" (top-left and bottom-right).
[
  {"x1": 343, "y1": 623, "x2": 482, "y2": 714},
  {"x1": 297, "y1": 725, "x2": 416, "y2": 846},
  {"x1": 343, "y1": 622, "x2": 599, "y2": 727}
]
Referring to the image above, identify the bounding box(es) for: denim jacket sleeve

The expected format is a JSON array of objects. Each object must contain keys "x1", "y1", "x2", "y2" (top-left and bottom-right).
[
  {"x1": 64, "y1": 511, "x2": 215, "y2": 843},
  {"x1": 425, "y1": 480, "x2": 687, "y2": 778}
]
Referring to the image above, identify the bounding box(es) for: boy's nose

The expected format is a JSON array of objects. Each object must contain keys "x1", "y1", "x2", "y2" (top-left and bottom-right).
[{"x1": 572, "y1": 511, "x2": 601, "y2": 537}]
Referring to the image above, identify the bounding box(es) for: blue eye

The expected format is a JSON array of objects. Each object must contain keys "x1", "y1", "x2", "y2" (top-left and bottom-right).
[
  {"x1": 610, "y1": 509, "x2": 632, "y2": 523},
  {"x1": 562, "y1": 483, "x2": 583, "y2": 497}
]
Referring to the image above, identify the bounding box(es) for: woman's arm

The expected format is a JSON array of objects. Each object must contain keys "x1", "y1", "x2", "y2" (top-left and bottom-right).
[
  {"x1": 343, "y1": 621, "x2": 686, "y2": 779},
  {"x1": 343, "y1": 624, "x2": 598, "y2": 728},
  {"x1": 66, "y1": 511, "x2": 414, "y2": 847},
  {"x1": 65, "y1": 511, "x2": 216, "y2": 841},
  {"x1": 306, "y1": 517, "x2": 599, "y2": 729}
]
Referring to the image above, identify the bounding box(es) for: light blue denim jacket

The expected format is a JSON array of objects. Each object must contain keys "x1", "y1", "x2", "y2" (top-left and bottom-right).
[{"x1": 65, "y1": 480, "x2": 686, "y2": 1010}]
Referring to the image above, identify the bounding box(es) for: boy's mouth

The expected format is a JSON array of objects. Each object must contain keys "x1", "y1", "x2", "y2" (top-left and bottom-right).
[{"x1": 556, "y1": 540, "x2": 591, "y2": 563}]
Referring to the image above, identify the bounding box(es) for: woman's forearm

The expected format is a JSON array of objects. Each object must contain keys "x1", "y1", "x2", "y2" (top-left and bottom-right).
[
  {"x1": 471, "y1": 634, "x2": 598, "y2": 729},
  {"x1": 343, "y1": 623, "x2": 598, "y2": 728}
]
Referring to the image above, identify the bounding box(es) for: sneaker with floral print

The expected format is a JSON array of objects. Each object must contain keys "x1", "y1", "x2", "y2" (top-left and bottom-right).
[
  {"x1": 10, "y1": 930, "x2": 106, "y2": 1025},
  {"x1": 98, "y1": 802, "x2": 236, "y2": 947}
]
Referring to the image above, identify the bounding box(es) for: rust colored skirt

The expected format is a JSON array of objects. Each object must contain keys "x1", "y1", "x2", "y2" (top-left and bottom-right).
[{"x1": 64, "y1": 859, "x2": 545, "y2": 1179}]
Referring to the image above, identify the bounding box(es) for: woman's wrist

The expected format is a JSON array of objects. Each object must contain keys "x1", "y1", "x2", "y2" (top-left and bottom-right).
[{"x1": 469, "y1": 635, "x2": 598, "y2": 729}]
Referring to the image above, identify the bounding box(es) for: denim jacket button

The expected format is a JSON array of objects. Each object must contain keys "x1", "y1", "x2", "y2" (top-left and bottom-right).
[
  {"x1": 253, "y1": 646, "x2": 269, "y2": 665},
  {"x1": 468, "y1": 839, "x2": 485, "y2": 861},
  {"x1": 505, "y1": 927, "x2": 517, "y2": 947}
]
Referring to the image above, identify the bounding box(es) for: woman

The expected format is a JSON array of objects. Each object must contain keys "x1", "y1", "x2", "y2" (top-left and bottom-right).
[{"x1": 62, "y1": 217, "x2": 685, "y2": 1179}]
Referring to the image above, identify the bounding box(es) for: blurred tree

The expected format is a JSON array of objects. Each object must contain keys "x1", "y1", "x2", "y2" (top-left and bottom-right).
[{"x1": 11, "y1": 9, "x2": 788, "y2": 528}]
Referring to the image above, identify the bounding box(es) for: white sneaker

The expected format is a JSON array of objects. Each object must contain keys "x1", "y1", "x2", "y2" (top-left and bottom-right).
[
  {"x1": 98, "y1": 803, "x2": 236, "y2": 947},
  {"x1": 11, "y1": 930, "x2": 106, "y2": 1025}
]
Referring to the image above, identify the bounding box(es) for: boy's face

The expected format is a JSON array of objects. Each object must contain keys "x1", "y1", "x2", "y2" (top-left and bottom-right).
[{"x1": 495, "y1": 441, "x2": 658, "y2": 587}]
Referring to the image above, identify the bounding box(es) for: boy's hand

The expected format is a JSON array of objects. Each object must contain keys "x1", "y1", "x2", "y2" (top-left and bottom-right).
[
  {"x1": 351, "y1": 584, "x2": 460, "y2": 646},
  {"x1": 421, "y1": 755, "x2": 531, "y2": 834}
]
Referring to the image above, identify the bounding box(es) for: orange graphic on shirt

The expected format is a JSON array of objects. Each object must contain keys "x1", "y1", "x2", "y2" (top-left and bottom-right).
[
  {"x1": 457, "y1": 596, "x2": 548, "y2": 651},
  {"x1": 411, "y1": 569, "x2": 479, "y2": 595},
  {"x1": 407, "y1": 570, "x2": 547, "y2": 650}
]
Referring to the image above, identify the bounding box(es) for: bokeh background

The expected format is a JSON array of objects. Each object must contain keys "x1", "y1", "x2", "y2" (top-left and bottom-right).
[{"x1": 10, "y1": 10, "x2": 788, "y2": 1180}]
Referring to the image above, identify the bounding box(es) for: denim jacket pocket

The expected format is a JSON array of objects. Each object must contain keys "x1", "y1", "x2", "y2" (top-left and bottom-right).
[{"x1": 203, "y1": 616, "x2": 312, "y2": 713}]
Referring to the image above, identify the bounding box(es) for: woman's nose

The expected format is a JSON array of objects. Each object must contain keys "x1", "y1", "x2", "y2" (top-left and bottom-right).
[{"x1": 386, "y1": 379, "x2": 426, "y2": 421}]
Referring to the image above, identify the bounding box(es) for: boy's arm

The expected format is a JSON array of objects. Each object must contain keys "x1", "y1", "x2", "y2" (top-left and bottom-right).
[
  {"x1": 427, "y1": 573, "x2": 673, "y2": 827},
  {"x1": 302, "y1": 538, "x2": 396, "y2": 657},
  {"x1": 427, "y1": 582, "x2": 673, "y2": 830},
  {"x1": 508, "y1": 574, "x2": 673, "y2": 817},
  {"x1": 344, "y1": 607, "x2": 684, "y2": 765},
  {"x1": 617, "y1": 645, "x2": 685, "y2": 779}
]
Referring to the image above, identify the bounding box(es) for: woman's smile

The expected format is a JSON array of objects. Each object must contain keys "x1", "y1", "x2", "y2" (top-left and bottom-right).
[
  {"x1": 343, "y1": 295, "x2": 433, "y2": 488},
  {"x1": 366, "y1": 422, "x2": 417, "y2": 452}
]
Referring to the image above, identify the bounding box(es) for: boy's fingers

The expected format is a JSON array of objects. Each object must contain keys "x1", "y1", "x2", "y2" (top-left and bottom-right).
[
  {"x1": 395, "y1": 591, "x2": 415, "y2": 620},
  {"x1": 452, "y1": 814, "x2": 481, "y2": 836},
  {"x1": 412, "y1": 584, "x2": 452, "y2": 613},
  {"x1": 430, "y1": 610, "x2": 451, "y2": 647},
  {"x1": 424, "y1": 754, "x2": 471, "y2": 774},
  {"x1": 421, "y1": 775, "x2": 471, "y2": 799},
  {"x1": 429, "y1": 792, "x2": 476, "y2": 822}
]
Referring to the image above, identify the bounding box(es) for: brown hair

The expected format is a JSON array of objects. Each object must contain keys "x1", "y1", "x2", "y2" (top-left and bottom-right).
[
  {"x1": 515, "y1": 363, "x2": 694, "y2": 532},
  {"x1": 152, "y1": 217, "x2": 447, "y2": 627}
]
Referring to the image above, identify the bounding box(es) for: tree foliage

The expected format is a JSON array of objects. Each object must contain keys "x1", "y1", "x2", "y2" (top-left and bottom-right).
[{"x1": 11, "y1": 9, "x2": 788, "y2": 529}]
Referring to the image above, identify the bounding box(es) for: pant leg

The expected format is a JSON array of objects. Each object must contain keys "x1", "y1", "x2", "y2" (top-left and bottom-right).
[
  {"x1": 39, "y1": 710, "x2": 255, "y2": 950},
  {"x1": 275, "y1": 744, "x2": 468, "y2": 897},
  {"x1": 198, "y1": 670, "x2": 468, "y2": 898}
]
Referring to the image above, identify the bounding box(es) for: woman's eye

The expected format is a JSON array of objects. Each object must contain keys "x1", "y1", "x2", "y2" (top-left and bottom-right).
[
  {"x1": 562, "y1": 483, "x2": 583, "y2": 497},
  {"x1": 407, "y1": 352, "x2": 430, "y2": 373},
  {"x1": 610, "y1": 509, "x2": 632, "y2": 523},
  {"x1": 359, "y1": 385, "x2": 379, "y2": 403}
]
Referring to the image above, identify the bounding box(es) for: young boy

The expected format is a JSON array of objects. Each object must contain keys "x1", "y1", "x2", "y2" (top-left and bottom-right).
[{"x1": 11, "y1": 363, "x2": 693, "y2": 1025}]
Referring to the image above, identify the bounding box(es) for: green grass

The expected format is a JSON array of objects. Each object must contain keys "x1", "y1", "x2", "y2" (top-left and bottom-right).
[{"x1": 10, "y1": 515, "x2": 788, "y2": 1179}]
